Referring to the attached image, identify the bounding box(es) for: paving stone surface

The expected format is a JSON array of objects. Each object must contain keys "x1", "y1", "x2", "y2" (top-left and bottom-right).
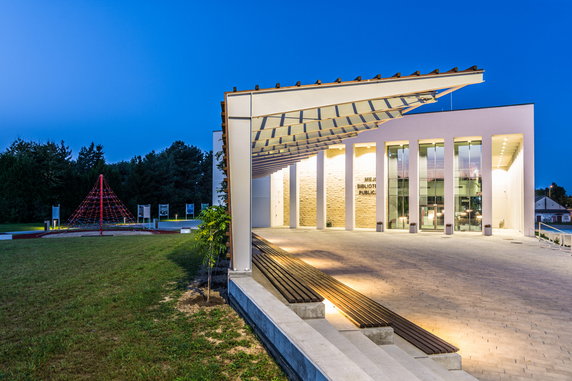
[{"x1": 254, "y1": 228, "x2": 572, "y2": 381}]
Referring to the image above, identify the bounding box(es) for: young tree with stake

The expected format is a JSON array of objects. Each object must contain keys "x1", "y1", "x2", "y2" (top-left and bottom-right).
[{"x1": 195, "y1": 205, "x2": 230, "y2": 303}]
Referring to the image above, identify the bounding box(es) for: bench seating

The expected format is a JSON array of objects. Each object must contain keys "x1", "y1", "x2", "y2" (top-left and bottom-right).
[
  {"x1": 252, "y1": 247, "x2": 323, "y2": 304},
  {"x1": 252, "y1": 233, "x2": 459, "y2": 355}
]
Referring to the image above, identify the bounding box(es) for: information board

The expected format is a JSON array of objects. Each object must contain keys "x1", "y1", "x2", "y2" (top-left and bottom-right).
[
  {"x1": 158, "y1": 204, "x2": 169, "y2": 218},
  {"x1": 52, "y1": 205, "x2": 60, "y2": 220}
]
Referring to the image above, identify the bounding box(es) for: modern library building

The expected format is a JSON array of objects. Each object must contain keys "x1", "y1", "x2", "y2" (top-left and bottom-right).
[
  {"x1": 213, "y1": 69, "x2": 535, "y2": 251},
  {"x1": 215, "y1": 103, "x2": 534, "y2": 236}
]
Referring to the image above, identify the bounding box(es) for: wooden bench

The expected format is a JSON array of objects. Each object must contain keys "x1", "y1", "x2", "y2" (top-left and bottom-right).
[
  {"x1": 252, "y1": 247, "x2": 323, "y2": 304},
  {"x1": 252, "y1": 234, "x2": 458, "y2": 355}
]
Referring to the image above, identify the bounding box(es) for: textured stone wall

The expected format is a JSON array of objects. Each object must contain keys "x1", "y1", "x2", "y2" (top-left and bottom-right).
[
  {"x1": 283, "y1": 168, "x2": 290, "y2": 226},
  {"x1": 299, "y1": 156, "x2": 317, "y2": 226},
  {"x1": 325, "y1": 148, "x2": 345, "y2": 227},
  {"x1": 354, "y1": 146, "x2": 377, "y2": 228}
]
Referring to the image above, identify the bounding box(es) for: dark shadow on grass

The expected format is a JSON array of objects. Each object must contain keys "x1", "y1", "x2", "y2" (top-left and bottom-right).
[{"x1": 166, "y1": 243, "x2": 203, "y2": 290}]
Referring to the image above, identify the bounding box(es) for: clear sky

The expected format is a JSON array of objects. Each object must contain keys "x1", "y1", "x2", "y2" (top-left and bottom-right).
[{"x1": 0, "y1": 0, "x2": 570, "y2": 189}]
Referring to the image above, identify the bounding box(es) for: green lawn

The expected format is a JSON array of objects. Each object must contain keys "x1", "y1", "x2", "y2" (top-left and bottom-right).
[
  {"x1": 0, "y1": 235, "x2": 285, "y2": 380},
  {"x1": 0, "y1": 223, "x2": 44, "y2": 232}
]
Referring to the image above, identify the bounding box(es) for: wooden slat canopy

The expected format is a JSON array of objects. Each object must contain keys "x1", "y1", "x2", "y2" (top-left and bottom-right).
[{"x1": 252, "y1": 93, "x2": 435, "y2": 177}]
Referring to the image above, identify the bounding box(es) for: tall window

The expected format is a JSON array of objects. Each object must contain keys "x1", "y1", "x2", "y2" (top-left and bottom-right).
[
  {"x1": 454, "y1": 141, "x2": 482, "y2": 231},
  {"x1": 419, "y1": 142, "x2": 445, "y2": 231},
  {"x1": 387, "y1": 144, "x2": 409, "y2": 229}
]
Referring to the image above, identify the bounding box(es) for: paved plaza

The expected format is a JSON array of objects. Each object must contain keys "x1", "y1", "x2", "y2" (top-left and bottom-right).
[{"x1": 254, "y1": 228, "x2": 572, "y2": 381}]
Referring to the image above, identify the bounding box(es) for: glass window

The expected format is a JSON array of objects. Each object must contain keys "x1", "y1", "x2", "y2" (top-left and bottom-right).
[
  {"x1": 419, "y1": 143, "x2": 445, "y2": 231},
  {"x1": 454, "y1": 141, "x2": 482, "y2": 231},
  {"x1": 387, "y1": 144, "x2": 409, "y2": 229}
]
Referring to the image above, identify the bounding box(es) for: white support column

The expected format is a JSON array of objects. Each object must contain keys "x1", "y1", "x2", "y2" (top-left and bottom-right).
[
  {"x1": 316, "y1": 151, "x2": 326, "y2": 230},
  {"x1": 523, "y1": 133, "x2": 535, "y2": 236},
  {"x1": 481, "y1": 135, "x2": 493, "y2": 234},
  {"x1": 345, "y1": 144, "x2": 355, "y2": 230},
  {"x1": 444, "y1": 138, "x2": 455, "y2": 231},
  {"x1": 376, "y1": 142, "x2": 386, "y2": 229},
  {"x1": 289, "y1": 164, "x2": 300, "y2": 229},
  {"x1": 227, "y1": 118, "x2": 252, "y2": 272},
  {"x1": 270, "y1": 171, "x2": 284, "y2": 227},
  {"x1": 408, "y1": 140, "x2": 419, "y2": 232}
]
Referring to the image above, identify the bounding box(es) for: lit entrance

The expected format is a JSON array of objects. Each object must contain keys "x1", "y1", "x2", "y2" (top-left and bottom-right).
[
  {"x1": 420, "y1": 204, "x2": 445, "y2": 231},
  {"x1": 419, "y1": 142, "x2": 445, "y2": 232}
]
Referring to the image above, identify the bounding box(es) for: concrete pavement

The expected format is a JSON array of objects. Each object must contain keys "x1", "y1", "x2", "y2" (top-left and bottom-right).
[{"x1": 254, "y1": 228, "x2": 572, "y2": 381}]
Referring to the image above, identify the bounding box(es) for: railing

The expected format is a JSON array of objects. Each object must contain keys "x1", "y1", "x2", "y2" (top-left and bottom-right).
[{"x1": 536, "y1": 222, "x2": 572, "y2": 251}]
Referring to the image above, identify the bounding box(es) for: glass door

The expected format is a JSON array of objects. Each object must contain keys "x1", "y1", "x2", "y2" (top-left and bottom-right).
[
  {"x1": 420, "y1": 205, "x2": 445, "y2": 231},
  {"x1": 419, "y1": 142, "x2": 445, "y2": 232}
]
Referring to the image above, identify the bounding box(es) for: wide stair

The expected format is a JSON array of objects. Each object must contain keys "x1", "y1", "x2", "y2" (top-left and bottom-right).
[{"x1": 305, "y1": 312, "x2": 478, "y2": 381}]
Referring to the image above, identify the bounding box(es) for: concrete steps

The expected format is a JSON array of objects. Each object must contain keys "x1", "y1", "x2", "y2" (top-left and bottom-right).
[
  {"x1": 306, "y1": 318, "x2": 417, "y2": 381},
  {"x1": 307, "y1": 316, "x2": 478, "y2": 381},
  {"x1": 305, "y1": 319, "x2": 394, "y2": 381}
]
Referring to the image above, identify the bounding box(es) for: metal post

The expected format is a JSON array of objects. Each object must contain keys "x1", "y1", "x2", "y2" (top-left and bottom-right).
[{"x1": 99, "y1": 174, "x2": 103, "y2": 236}]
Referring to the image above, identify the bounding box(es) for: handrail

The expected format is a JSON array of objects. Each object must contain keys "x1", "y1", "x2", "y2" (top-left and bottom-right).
[
  {"x1": 536, "y1": 222, "x2": 572, "y2": 251},
  {"x1": 538, "y1": 222, "x2": 567, "y2": 234}
]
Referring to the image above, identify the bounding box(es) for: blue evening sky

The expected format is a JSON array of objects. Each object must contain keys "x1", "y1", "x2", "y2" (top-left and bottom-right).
[{"x1": 0, "y1": 0, "x2": 569, "y2": 189}]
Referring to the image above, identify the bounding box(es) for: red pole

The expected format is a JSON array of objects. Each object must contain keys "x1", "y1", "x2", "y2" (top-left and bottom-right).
[{"x1": 99, "y1": 174, "x2": 103, "y2": 236}]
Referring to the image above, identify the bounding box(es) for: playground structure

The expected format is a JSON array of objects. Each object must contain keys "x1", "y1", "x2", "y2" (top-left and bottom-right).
[{"x1": 66, "y1": 174, "x2": 135, "y2": 235}]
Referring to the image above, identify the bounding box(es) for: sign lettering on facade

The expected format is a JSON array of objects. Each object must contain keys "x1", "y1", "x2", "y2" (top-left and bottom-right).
[{"x1": 356, "y1": 177, "x2": 376, "y2": 196}]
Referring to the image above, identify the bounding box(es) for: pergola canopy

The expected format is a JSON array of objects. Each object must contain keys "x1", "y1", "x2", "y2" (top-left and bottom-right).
[{"x1": 222, "y1": 66, "x2": 485, "y2": 271}]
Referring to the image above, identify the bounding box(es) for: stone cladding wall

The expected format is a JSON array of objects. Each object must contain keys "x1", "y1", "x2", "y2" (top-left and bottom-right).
[
  {"x1": 325, "y1": 148, "x2": 346, "y2": 227},
  {"x1": 354, "y1": 146, "x2": 377, "y2": 228},
  {"x1": 299, "y1": 156, "x2": 317, "y2": 226}
]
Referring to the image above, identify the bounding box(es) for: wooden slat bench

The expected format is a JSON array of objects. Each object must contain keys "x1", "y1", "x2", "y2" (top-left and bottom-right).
[
  {"x1": 252, "y1": 233, "x2": 459, "y2": 355},
  {"x1": 252, "y1": 247, "x2": 323, "y2": 304}
]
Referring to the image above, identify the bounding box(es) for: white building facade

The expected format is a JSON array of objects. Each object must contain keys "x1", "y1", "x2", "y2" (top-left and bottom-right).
[{"x1": 246, "y1": 104, "x2": 535, "y2": 236}]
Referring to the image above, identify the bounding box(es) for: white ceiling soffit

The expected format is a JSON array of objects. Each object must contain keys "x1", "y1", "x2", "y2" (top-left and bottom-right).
[
  {"x1": 227, "y1": 67, "x2": 485, "y2": 177},
  {"x1": 251, "y1": 94, "x2": 432, "y2": 177}
]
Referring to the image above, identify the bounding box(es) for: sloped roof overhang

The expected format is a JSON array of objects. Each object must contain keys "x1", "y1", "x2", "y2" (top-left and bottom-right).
[{"x1": 225, "y1": 67, "x2": 484, "y2": 178}]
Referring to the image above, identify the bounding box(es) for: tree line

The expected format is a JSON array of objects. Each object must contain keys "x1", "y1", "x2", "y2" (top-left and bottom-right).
[
  {"x1": 0, "y1": 139, "x2": 212, "y2": 223},
  {"x1": 536, "y1": 182, "x2": 572, "y2": 208}
]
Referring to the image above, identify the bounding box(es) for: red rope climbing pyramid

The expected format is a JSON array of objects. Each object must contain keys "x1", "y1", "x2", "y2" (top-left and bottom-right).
[{"x1": 66, "y1": 174, "x2": 135, "y2": 232}]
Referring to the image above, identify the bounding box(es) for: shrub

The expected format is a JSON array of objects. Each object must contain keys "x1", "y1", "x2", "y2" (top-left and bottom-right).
[{"x1": 195, "y1": 205, "x2": 230, "y2": 302}]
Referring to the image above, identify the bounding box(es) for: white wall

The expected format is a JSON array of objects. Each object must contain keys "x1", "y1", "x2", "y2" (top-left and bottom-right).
[
  {"x1": 252, "y1": 176, "x2": 271, "y2": 228},
  {"x1": 507, "y1": 148, "x2": 524, "y2": 232},
  {"x1": 343, "y1": 104, "x2": 535, "y2": 236},
  {"x1": 252, "y1": 172, "x2": 285, "y2": 228},
  {"x1": 492, "y1": 146, "x2": 524, "y2": 232},
  {"x1": 246, "y1": 104, "x2": 536, "y2": 236}
]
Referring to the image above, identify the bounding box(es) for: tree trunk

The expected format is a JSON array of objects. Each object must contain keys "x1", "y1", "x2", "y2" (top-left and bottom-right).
[{"x1": 207, "y1": 266, "x2": 211, "y2": 304}]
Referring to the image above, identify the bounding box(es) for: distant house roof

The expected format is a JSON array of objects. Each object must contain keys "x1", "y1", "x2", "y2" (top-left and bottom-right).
[{"x1": 535, "y1": 196, "x2": 569, "y2": 213}]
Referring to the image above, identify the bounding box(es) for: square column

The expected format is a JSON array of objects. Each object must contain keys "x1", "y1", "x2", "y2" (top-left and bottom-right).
[
  {"x1": 481, "y1": 135, "x2": 493, "y2": 234},
  {"x1": 375, "y1": 142, "x2": 386, "y2": 228},
  {"x1": 289, "y1": 164, "x2": 300, "y2": 229},
  {"x1": 227, "y1": 118, "x2": 252, "y2": 272},
  {"x1": 270, "y1": 171, "x2": 284, "y2": 227},
  {"x1": 345, "y1": 143, "x2": 355, "y2": 230},
  {"x1": 444, "y1": 138, "x2": 455, "y2": 230},
  {"x1": 523, "y1": 133, "x2": 535, "y2": 236},
  {"x1": 316, "y1": 151, "x2": 326, "y2": 230},
  {"x1": 408, "y1": 140, "x2": 419, "y2": 232}
]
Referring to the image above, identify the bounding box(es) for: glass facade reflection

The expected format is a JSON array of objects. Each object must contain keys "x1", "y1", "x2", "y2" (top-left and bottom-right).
[
  {"x1": 387, "y1": 145, "x2": 409, "y2": 229},
  {"x1": 454, "y1": 141, "x2": 482, "y2": 231},
  {"x1": 419, "y1": 143, "x2": 445, "y2": 231}
]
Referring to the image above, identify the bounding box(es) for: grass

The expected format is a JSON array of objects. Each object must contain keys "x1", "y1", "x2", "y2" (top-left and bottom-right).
[
  {"x1": 0, "y1": 235, "x2": 285, "y2": 380},
  {"x1": 0, "y1": 223, "x2": 44, "y2": 232}
]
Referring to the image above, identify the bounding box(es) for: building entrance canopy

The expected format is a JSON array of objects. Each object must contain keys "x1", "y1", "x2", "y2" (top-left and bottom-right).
[
  {"x1": 252, "y1": 92, "x2": 436, "y2": 177},
  {"x1": 223, "y1": 67, "x2": 484, "y2": 271}
]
